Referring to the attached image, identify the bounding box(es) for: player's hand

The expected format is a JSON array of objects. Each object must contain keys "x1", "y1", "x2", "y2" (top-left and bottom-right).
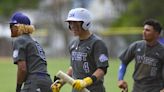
[
  {"x1": 51, "y1": 80, "x2": 63, "y2": 92},
  {"x1": 160, "y1": 88, "x2": 164, "y2": 92},
  {"x1": 51, "y1": 76, "x2": 65, "y2": 92},
  {"x1": 118, "y1": 80, "x2": 128, "y2": 92},
  {"x1": 72, "y1": 77, "x2": 93, "y2": 91},
  {"x1": 16, "y1": 84, "x2": 22, "y2": 92}
]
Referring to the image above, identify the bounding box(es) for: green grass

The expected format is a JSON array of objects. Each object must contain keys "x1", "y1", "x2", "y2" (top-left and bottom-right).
[{"x1": 0, "y1": 57, "x2": 134, "y2": 92}]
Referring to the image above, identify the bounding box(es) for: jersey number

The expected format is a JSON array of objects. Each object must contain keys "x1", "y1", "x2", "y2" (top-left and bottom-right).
[{"x1": 83, "y1": 62, "x2": 90, "y2": 73}]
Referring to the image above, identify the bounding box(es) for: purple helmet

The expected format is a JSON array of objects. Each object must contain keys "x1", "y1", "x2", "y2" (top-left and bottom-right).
[{"x1": 9, "y1": 12, "x2": 31, "y2": 25}]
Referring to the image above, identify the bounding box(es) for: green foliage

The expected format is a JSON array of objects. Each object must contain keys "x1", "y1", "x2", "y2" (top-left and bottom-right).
[
  {"x1": 112, "y1": 0, "x2": 143, "y2": 27},
  {"x1": 0, "y1": 0, "x2": 39, "y2": 20},
  {"x1": 112, "y1": 0, "x2": 164, "y2": 27},
  {"x1": 0, "y1": 57, "x2": 134, "y2": 92}
]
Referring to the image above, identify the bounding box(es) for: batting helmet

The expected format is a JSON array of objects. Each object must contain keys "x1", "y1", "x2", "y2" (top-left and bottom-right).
[
  {"x1": 9, "y1": 12, "x2": 31, "y2": 25},
  {"x1": 66, "y1": 8, "x2": 92, "y2": 30}
]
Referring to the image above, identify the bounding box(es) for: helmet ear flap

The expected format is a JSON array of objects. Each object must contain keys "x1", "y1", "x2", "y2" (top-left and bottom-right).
[
  {"x1": 82, "y1": 22, "x2": 91, "y2": 30},
  {"x1": 68, "y1": 25, "x2": 71, "y2": 30},
  {"x1": 68, "y1": 21, "x2": 90, "y2": 31}
]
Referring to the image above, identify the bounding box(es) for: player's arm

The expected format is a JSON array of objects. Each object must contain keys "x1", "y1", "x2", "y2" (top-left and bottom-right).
[
  {"x1": 118, "y1": 62, "x2": 128, "y2": 92},
  {"x1": 91, "y1": 40, "x2": 108, "y2": 80},
  {"x1": 16, "y1": 60, "x2": 27, "y2": 92},
  {"x1": 92, "y1": 67, "x2": 107, "y2": 80},
  {"x1": 72, "y1": 42, "x2": 109, "y2": 91},
  {"x1": 92, "y1": 68, "x2": 105, "y2": 80},
  {"x1": 117, "y1": 42, "x2": 136, "y2": 92},
  {"x1": 118, "y1": 63, "x2": 127, "y2": 81},
  {"x1": 72, "y1": 68, "x2": 107, "y2": 91}
]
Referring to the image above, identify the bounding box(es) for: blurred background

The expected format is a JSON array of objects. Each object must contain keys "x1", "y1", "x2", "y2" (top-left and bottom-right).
[
  {"x1": 0, "y1": 0, "x2": 164, "y2": 58},
  {"x1": 1, "y1": 0, "x2": 164, "y2": 92}
]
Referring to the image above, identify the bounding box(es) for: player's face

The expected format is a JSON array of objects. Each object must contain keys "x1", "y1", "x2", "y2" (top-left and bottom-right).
[
  {"x1": 143, "y1": 25, "x2": 159, "y2": 42},
  {"x1": 10, "y1": 24, "x2": 18, "y2": 37},
  {"x1": 69, "y1": 21, "x2": 83, "y2": 36}
]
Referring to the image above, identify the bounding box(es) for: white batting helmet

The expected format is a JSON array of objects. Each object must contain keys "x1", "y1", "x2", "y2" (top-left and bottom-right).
[{"x1": 66, "y1": 8, "x2": 92, "y2": 30}]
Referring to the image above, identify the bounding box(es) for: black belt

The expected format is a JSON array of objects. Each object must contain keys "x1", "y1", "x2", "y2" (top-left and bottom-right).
[{"x1": 30, "y1": 72, "x2": 50, "y2": 77}]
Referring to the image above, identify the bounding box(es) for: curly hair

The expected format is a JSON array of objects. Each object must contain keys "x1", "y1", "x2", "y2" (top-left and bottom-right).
[
  {"x1": 144, "y1": 19, "x2": 162, "y2": 33},
  {"x1": 13, "y1": 24, "x2": 35, "y2": 36}
]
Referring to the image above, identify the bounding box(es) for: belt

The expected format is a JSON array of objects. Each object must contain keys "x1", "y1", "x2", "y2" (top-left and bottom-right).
[{"x1": 29, "y1": 72, "x2": 50, "y2": 77}]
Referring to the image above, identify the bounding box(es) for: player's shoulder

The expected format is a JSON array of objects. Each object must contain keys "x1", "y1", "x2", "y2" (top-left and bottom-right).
[
  {"x1": 128, "y1": 40, "x2": 144, "y2": 49},
  {"x1": 131, "y1": 40, "x2": 144, "y2": 45},
  {"x1": 134, "y1": 40, "x2": 144, "y2": 44},
  {"x1": 91, "y1": 34, "x2": 102, "y2": 40},
  {"x1": 14, "y1": 36, "x2": 25, "y2": 43},
  {"x1": 13, "y1": 34, "x2": 31, "y2": 45},
  {"x1": 91, "y1": 34, "x2": 107, "y2": 47},
  {"x1": 90, "y1": 34, "x2": 104, "y2": 43},
  {"x1": 158, "y1": 42, "x2": 164, "y2": 50}
]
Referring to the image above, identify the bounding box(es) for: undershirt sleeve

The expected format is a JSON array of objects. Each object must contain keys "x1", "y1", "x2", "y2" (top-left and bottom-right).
[{"x1": 13, "y1": 39, "x2": 26, "y2": 64}]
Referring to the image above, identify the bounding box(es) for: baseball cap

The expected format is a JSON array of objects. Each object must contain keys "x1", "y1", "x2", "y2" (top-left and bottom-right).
[{"x1": 9, "y1": 12, "x2": 31, "y2": 25}]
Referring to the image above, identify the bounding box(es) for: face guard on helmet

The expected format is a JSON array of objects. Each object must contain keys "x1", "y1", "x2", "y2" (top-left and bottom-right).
[{"x1": 65, "y1": 8, "x2": 92, "y2": 30}]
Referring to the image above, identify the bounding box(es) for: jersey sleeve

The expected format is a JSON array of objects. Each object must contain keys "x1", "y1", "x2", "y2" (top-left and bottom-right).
[
  {"x1": 93, "y1": 40, "x2": 109, "y2": 68},
  {"x1": 119, "y1": 42, "x2": 137, "y2": 65},
  {"x1": 12, "y1": 38, "x2": 26, "y2": 64}
]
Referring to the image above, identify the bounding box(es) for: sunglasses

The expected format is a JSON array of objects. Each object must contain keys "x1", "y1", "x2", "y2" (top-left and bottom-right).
[{"x1": 9, "y1": 23, "x2": 17, "y2": 29}]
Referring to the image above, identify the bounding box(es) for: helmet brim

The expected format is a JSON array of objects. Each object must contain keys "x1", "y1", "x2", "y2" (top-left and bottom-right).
[
  {"x1": 65, "y1": 17, "x2": 83, "y2": 22},
  {"x1": 9, "y1": 20, "x2": 18, "y2": 24}
]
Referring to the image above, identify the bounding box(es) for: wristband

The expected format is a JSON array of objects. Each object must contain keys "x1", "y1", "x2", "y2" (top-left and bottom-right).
[
  {"x1": 91, "y1": 75, "x2": 97, "y2": 83},
  {"x1": 16, "y1": 84, "x2": 22, "y2": 92}
]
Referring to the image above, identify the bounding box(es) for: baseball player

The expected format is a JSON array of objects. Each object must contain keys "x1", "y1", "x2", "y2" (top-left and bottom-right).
[
  {"x1": 51, "y1": 8, "x2": 109, "y2": 92},
  {"x1": 9, "y1": 12, "x2": 52, "y2": 92},
  {"x1": 118, "y1": 19, "x2": 164, "y2": 92}
]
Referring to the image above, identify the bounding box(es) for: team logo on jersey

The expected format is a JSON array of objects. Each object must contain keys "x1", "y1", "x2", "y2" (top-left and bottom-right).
[
  {"x1": 71, "y1": 51, "x2": 87, "y2": 61},
  {"x1": 71, "y1": 44, "x2": 76, "y2": 50},
  {"x1": 137, "y1": 48, "x2": 141, "y2": 52},
  {"x1": 136, "y1": 55, "x2": 158, "y2": 66},
  {"x1": 155, "y1": 52, "x2": 159, "y2": 56},
  {"x1": 36, "y1": 88, "x2": 41, "y2": 92},
  {"x1": 86, "y1": 46, "x2": 90, "y2": 50},
  {"x1": 99, "y1": 54, "x2": 108, "y2": 62},
  {"x1": 13, "y1": 50, "x2": 18, "y2": 58}
]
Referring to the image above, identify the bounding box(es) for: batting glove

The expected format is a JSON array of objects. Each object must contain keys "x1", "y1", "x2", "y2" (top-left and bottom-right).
[
  {"x1": 51, "y1": 80, "x2": 62, "y2": 92},
  {"x1": 51, "y1": 76, "x2": 65, "y2": 92},
  {"x1": 72, "y1": 77, "x2": 93, "y2": 91}
]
